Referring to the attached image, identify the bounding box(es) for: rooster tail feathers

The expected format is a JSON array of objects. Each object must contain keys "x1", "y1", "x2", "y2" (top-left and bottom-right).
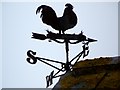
[
  {"x1": 36, "y1": 5, "x2": 46, "y2": 15},
  {"x1": 36, "y1": 5, "x2": 58, "y2": 27},
  {"x1": 36, "y1": 6, "x2": 42, "y2": 14},
  {"x1": 36, "y1": 5, "x2": 57, "y2": 19}
]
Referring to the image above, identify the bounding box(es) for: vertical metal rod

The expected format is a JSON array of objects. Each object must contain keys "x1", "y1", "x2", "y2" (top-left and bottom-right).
[
  {"x1": 64, "y1": 39, "x2": 71, "y2": 71},
  {"x1": 65, "y1": 39, "x2": 69, "y2": 63}
]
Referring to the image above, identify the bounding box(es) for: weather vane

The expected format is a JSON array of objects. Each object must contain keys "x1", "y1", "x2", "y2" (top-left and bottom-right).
[{"x1": 26, "y1": 3, "x2": 97, "y2": 88}]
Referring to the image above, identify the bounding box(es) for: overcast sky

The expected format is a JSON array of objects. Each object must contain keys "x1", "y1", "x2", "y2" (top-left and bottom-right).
[{"x1": 1, "y1": 1, "x2": 118, "y2": 88}]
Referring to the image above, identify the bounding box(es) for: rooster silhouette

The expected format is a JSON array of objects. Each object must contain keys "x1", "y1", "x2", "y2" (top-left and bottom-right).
[{"x1": 36, "y1": 3, "x2": 77, "y2": 34}]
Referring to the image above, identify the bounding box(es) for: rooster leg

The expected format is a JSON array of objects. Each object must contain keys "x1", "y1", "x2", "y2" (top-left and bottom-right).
[
  {"x1": 59, "y1": 30, "x2": 62, "y2": 34},
  {"x1": 62, "y1": 30, "x2": 65, "y2": 34}
]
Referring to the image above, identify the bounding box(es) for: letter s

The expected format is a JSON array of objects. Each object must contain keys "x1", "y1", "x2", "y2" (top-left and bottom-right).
[{"x1": 26, "y1": 50, "x2": 37, "y2": 64}]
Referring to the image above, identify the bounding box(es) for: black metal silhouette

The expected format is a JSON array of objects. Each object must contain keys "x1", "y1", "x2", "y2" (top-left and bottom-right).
[
  {"x1": 36, "y1": 3, "x2": 77, "y2": 34},
  {"x1": 26, "y1": 30, "x2": 97, "y2": 87}
]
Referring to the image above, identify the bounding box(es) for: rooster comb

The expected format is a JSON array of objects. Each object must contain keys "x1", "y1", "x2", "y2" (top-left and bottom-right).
[{"x1": 65, "y1": 3, "x2": 73, "y2": 9}]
